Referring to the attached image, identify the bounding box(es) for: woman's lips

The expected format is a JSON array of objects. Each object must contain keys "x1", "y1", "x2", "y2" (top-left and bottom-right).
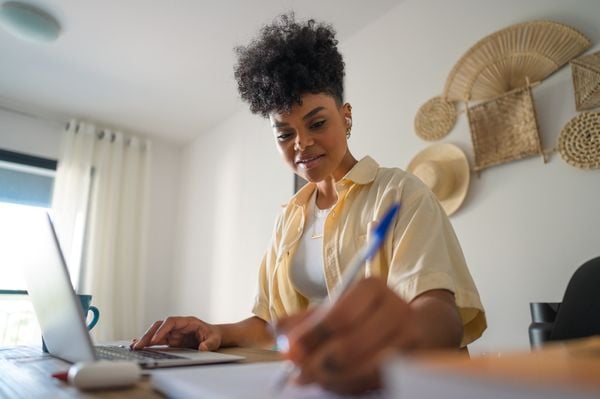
[{"x1": 296, "y1": 154, "x2": 324, "y2": 169}]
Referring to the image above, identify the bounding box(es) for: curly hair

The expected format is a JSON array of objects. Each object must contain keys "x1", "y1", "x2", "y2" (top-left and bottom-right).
[{"x1": 234, "y1": 13, "x2": 345, "y2": 117}]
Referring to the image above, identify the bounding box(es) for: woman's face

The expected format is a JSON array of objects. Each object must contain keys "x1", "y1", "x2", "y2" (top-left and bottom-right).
[{"x1": 269, "y1": 93, "x2": 352, "y2": 183}]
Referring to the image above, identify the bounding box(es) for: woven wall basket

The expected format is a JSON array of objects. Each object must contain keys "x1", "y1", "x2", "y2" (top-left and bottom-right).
[
  {"x1": 414, "y1": 96, "x2": 457, "y2": 141},
  {"x1": 571, "y1": 51, "x2": 600, "y2": 111},
  {"x1": 467, "y1": 85, "x2": 544, "y2": 172},
  {"x1": 444, "y1": 20, "x2": 590, "y2": 102},
  {"x1": 558, "y1": 112, "x2": 600, "y2": 169}
]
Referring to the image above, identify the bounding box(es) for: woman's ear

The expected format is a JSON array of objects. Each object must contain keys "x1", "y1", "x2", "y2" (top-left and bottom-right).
[
  {"x1": 343, "y1": 103, "x2": 353, "y2": 119},
  {"x1": 343, "y1": 103, "x2": 353, "y2": 130}
]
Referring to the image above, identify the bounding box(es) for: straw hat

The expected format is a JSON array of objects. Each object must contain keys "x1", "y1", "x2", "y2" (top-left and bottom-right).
[{"x1": 407, "y1": 143, "x2": 470, "y2": 216}]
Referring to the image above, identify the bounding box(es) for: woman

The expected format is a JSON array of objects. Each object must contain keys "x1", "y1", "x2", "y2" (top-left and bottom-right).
[{"x1": 133, "y1": 14, "x2": 486, "y2": 394}]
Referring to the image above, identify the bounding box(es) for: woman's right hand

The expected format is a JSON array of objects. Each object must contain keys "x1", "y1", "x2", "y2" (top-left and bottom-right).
[{"x1": 130, "y1": 316, "x2": 222, "y2": 351}]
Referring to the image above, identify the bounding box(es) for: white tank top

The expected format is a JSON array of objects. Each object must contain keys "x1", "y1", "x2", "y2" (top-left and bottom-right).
[{"x1": 290, "y1": 190, "x2": 330, "y2": 304}]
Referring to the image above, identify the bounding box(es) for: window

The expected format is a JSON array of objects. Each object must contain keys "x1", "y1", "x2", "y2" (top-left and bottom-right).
[
  {"x1": 0, "y1": 148, "x2": 57, "y2": 346},
  {"x1": 0, "y1": 149, "x2": 56, "y2": 208},
  {"x1": 0, "y1": 149, "x2": 57, "y2": 289}
]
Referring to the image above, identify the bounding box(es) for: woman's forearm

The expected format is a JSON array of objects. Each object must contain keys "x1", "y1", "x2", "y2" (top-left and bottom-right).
[
  {"x1": 410, "y1": 289, "x2": 464, "y2": 349},
  {"x1": 217, "y1": 316, "x2": 273, "y2": 348}
]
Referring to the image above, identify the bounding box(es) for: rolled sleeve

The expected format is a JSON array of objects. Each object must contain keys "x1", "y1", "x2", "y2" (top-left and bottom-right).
[{"x1": 388, "y1": 184, "x2": 486, "y2": 346}]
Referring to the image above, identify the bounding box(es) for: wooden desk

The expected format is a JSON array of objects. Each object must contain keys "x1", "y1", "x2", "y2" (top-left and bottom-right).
[
  {"x1": 422, "y1": 337, "x2": 600, "y2": 387},
  {"x1": 3, "y1": 339, "x2": 599, "y2": 398},
  {"x1": 0, "y1": 345, "x2": 282, "y2": 398},
  {"x1": 395, "y1": 337, "x2": 600, "y2": 397}
]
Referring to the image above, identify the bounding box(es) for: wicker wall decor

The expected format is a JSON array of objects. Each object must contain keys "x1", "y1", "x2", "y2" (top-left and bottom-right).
[
  {"x1": 571, "y1": 51, "x2": 600, "y2": 111},
  {"x1": 558, "y1": 112, "x2": 600, "y2": 169},
  {"x1": 467, "y1": 85, "x2": 545, "y2": 172},
  {"x1": 414, "y1": 20, "x2": 589, "y2": 142},
  {"x1": 444, "y1": 21, "x2": 590, "y2": 102},
  {"x1": 414, "y1": 96, "x2": 457, "y2": 141}
]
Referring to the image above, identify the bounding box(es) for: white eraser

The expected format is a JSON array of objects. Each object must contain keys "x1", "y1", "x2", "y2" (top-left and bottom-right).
[{"x1": 68, "y1": 360, "x2": 141, "y2": 390}]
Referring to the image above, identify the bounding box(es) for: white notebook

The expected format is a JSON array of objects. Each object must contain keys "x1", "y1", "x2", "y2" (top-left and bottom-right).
[{"x1": 151, "y1": 361, "x2": 386, "y2": 399}]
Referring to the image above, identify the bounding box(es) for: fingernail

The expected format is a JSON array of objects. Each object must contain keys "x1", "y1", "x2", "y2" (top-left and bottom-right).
[{"x1": 276, "y1": 334, "x2": 290, "y2": 353}]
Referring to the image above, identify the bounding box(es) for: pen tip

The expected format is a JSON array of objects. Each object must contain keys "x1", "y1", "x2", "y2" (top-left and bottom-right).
[{"x1": 271, "y1": 361, "x2": 298, "y2": 393}]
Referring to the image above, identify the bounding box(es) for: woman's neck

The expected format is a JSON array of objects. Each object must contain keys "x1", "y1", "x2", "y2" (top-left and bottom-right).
[
  {"x1": 315, "y1": 177, "x2": 337, "y2": 210},
  {"x1": 315, "y1": 151, "x2": 358, "y2": 209}
]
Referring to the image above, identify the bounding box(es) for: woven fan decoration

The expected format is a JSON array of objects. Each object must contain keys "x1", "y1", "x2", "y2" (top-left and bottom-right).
[
  {"x1": 467, "y1": 85, "x2": 545, "y2": 172},
  {"x1": 444, "y1": 20, "x2": 590, "y2": 102},
  {"x1": 414, "y1": 20, "x2": 590, "y2": 142},
  {"x1": 558, "y1": 112, "x2": 600, "y2": 169},
  {"x1": 571, "y1": 51, "x2": 600, "y2": 111}
]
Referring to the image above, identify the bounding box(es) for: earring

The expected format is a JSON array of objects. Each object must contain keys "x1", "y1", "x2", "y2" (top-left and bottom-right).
[{"x1": 345, "y1": 117, "x2": 352, "y2": 139}]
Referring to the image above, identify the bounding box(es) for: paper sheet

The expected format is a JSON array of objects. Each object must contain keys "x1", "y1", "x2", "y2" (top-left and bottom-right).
[{"x1": 151, "y1": 361, "x2": 386, "y2": 399}]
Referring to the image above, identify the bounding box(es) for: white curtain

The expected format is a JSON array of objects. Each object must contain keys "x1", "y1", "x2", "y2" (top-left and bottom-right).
[{"x1": 52, "y1": 120, "x2": 151, "y2": 341}]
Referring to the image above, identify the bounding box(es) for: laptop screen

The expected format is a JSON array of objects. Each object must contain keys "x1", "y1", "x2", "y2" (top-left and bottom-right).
[{"x1": 20, "y1": 209, "x2": 96, "y2": 363}]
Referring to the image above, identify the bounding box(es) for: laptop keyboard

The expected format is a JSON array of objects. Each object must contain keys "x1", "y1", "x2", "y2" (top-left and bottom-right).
[{"x1": 95, "y1": 345, "x2": 183, "y2": 362}]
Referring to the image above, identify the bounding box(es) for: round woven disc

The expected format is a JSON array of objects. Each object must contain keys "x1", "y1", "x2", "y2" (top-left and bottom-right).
[
  {"x1": 558, "y1": 112, "x2": 600, "y2": 169},
  {"x1": 414, "y1": 96, "x2": 457, "y2": 141}
]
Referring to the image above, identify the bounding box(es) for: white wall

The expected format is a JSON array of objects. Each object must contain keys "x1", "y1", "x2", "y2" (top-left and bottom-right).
[
  {"x1": 171, "y1": 109, "x2": 290, "y2": 322},
  {"x1": 173, "y1": 0, "x2": 600, "y2": 353},
  {"x1": 0, "y1": 109, "x2": 63, "y2": 158},
  {"x1": 0, "y1": 109, "x2": 182, "y2": 329},
  {"x1": 142, "y1": 139, "x2": 181, "y2": 325},
  {"x1": 342, "y1": 0, "x2": 600, "y2": 353}
]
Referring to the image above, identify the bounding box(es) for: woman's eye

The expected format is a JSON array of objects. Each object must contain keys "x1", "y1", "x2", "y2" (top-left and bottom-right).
[
  {"x1": 277, "y1": 132, "x2": 293, "y2": 141},
  {"x1": 310, "y1": 120, "x2": 326, "y2": 129}
]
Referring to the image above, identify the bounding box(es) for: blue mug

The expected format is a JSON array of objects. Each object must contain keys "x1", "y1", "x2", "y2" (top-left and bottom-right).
[{"x1": 42, "y1": 294, "x2": 100, "y2": 353}]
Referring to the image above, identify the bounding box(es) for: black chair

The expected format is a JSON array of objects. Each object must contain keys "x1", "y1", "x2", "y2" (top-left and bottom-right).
[
  {"x1": 528, "y1": 302, "x2": 561, "y2": 348},
  {"x1": 528, "y1": 256, "x2": 600, "y2": 348}
]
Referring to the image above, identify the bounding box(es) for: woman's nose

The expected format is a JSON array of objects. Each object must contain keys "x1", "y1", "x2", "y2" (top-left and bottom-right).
[{"x1": 294, "y1": 131, "x2": 313, "y2": 151}]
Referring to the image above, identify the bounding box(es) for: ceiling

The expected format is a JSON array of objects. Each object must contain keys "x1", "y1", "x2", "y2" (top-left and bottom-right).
[{"x1": 0, "y1": 0, "x2": 403, "y2": 144}]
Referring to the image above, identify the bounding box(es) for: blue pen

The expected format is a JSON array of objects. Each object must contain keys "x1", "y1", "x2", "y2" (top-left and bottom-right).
[
  {"x1": 328, "y1": 201, "x2": 401, "y2": 303},
  {"x1": 272, "y1": 201, "x2": 401, "y2": 392}
]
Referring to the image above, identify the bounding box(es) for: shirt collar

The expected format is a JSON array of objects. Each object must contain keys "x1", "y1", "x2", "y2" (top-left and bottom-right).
[
  {"x1": 340, "y1": 155, "x2": 379, "y2": 185},
  {"x1": 290, "y1": 156, "x2": 379, "y2": 207}
]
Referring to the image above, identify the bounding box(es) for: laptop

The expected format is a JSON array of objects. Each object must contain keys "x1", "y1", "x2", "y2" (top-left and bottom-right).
[{"x1": 21, "y1": 210, "x2": 244, "y2": 368}]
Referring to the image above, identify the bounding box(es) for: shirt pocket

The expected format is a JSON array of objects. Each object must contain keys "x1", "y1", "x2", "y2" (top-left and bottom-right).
[
  {"x1": 364, "y1": 221, "x2": 381, "y2": 277},
  {"x1": 355, "y1": 233, "x2": 367, "y2": 249}
]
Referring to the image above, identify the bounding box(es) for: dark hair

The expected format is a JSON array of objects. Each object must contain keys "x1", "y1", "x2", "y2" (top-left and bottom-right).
[{"x1": 234, "y1": 13, "x2": 345, "y2": 117}]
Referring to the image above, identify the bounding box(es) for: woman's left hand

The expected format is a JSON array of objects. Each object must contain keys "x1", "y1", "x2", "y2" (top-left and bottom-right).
[{"x1": 277, "y1": 277, "x2": 461, "y2": 394}]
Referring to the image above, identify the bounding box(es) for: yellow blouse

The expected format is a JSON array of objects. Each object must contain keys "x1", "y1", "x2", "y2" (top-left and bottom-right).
[{"x1": 252, "y1": 156, "x2": 486, "y2": 346}]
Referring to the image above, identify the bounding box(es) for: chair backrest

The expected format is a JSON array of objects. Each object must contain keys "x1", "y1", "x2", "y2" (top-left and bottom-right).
[
  {"x1": 550, "y1": 256, "x2": 600, "y2": 342},
  {"x1": 528, "y1": 302, "x2": 561, "y2": 348}
]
